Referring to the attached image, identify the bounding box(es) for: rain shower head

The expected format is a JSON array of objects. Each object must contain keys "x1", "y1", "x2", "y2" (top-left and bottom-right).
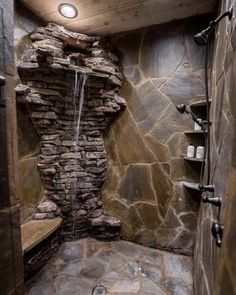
[{"x1": 193, "y1": 7, "x2": 233, "y2": 46}]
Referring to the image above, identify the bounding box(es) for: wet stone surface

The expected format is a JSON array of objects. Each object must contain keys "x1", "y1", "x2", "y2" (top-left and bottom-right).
[{"x1": 26, "y1": 238, "x2": 193, "y2": 295}]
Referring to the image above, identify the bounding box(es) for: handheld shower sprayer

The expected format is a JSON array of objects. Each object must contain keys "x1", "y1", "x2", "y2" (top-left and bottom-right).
[{"x1": 175, "y1": 104, "x2": 206, "y2": 127}]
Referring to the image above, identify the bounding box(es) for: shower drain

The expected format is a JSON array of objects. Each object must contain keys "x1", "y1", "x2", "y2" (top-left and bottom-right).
[{"x1": 92, "y1": 285, "x2": 107, "y2": 295}]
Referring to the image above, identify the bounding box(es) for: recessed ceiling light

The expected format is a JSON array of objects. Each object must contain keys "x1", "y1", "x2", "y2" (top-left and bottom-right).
[{"x1": 58, "y1": 3, "x2": 78, "y2": 19}]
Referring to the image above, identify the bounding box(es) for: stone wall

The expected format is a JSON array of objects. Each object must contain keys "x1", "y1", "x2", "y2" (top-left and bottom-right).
[
  {"x1": 15, "y1": 1, "x2": 45, "y2": 222},
  {"x1": 194, "y1": 1, "x2": 236, "y2": 294},
  {"x1": 24, "y1": 227, "x2": 61, "y2": 280},
  {"x1": 0, "y1": 0, "x2": 24, "y2": 294},
  {"x1": 102, "y1": 16, "x2": 211, "y2": 255},
  {"x1": 17, "y1": 23, "x2": 126, "y2": 241}
]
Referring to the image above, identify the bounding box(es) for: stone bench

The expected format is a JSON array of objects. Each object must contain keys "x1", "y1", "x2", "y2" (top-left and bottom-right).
[{"x1": 21, "y1": 218, "x2": 62, "y2": 279}]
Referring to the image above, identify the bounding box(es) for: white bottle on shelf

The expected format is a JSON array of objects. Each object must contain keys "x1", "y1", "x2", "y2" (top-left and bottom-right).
[
  {"x1": 187, "y1": 144, "x2": 195, "y2": 158},
  {"x1": 196, "y1": 146, "x2": 205, "y2": 159}
]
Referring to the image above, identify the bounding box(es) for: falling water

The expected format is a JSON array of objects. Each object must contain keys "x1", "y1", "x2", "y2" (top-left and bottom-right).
[
  {"x1": 75, "y1": 72, "x2": 87, "y2": 151},
  {"x1": 71, "y1": 70, "x2": 88, "y2": 239}
]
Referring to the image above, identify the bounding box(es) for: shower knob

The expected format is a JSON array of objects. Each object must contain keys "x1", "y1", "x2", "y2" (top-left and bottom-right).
[
  {"x1": 202, "y1": 195, "x2": 221, "y2": 207},
  {"x1": 211, "y1": 222, "x2": 224, "y2": 247}
]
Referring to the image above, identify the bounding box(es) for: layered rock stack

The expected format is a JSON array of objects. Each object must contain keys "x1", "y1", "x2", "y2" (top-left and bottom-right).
[
  {"x1": 33, "y1": 201, "x2": 61, "y2": 220},
  {"x1": 17, "y1": 23, "x2": 126, "y2": 241}
]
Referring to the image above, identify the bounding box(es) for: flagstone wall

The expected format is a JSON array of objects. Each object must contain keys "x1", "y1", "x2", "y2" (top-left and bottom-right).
[{"x1": 102, "y1": 16, "x2": 211, "y2": 255}]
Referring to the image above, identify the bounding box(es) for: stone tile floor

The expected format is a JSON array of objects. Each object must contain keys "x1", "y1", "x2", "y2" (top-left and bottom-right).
[{"x1": 26, "y1": 238, "x2": 193, "y2": 295}]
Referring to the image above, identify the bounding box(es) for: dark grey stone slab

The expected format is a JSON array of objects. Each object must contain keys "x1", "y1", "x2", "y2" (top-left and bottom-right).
[
  {"x1": 95, "y1": 249, "x2": 126, "y2": 267},
  {"x1": 163, "y1": 253, "x2": 193, "y2": 283},
  {"x1": 129, "y1": 81, "x2": 169, "y2": 133},
  {"x1": 26, "y1": 238, "x2": 193, "y2": 294},
  {"x1": 161, "y1": 67, "x2": 205, "y2": 106},
  {"x1": 119, "y1": 164, "x2": 156, "y2": 203},
  {"x1": 140, "y1": 27, "x2": 184, "y2": 78},
  {"x1": 142, "y1": 278, "x2": 168, "y2": 295},
  {"x1": 151, "y1": 104, "x2": 192, "y2": 143},
  {"x1": 53, "y1": 275, "x2": 96, "y2": 295},
  {"x1": 115, "y1": 32, "x2": 142, "y2": 66},
  {"x1": 0, "y1": 0, "x2": 14, "y2": 76},
  {"x1": 161, "y1": 278, "x2": 192, "y2": 295},
  {"x1": 58, "y1": 241, "x2": 84, "y2": 263}
]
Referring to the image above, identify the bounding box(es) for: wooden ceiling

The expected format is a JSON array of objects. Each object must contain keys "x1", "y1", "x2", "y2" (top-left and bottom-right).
[{"x1": 20, "y1": 0, "x2": 217, "y2": 35}]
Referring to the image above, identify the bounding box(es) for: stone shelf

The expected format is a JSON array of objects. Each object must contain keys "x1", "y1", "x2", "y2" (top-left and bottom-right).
[
  {"x1": 184, "y1": 130, "x2": 206, "y2": 135},
  {"x1": 190, "y1": 100, "x2": 211, "y2": 110},
  {"x1": 182, "y1": 100, "x2": 208, "y2": 198},
  {"x1": 184, "y1": 157, "x2": 204, "y2": 163},
  {"x1": 21, "y1": 217, "x2": 62, "y2": 254},
  {"x1": 183, "y1": 181, "x2": 201, "y2": 191},
  {"x1": 189, "y1": 100, "x2": 211, "y2": 119}
]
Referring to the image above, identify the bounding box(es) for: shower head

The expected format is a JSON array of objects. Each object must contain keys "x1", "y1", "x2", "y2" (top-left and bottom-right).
[
  {"x1": 194, "y1": 29, "x2": 209, "y2": 46},
  {"x1": 176, "y1": 104, "x2": 186, "y2": 114},
  {"x1": 194, "y1": 7, "x2": 233, "y2": 46}
]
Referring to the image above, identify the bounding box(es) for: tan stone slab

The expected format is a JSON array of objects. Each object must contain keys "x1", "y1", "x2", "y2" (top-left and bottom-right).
[{"x1": 21, "y1": 217, "x2": 62, "y2": 253}]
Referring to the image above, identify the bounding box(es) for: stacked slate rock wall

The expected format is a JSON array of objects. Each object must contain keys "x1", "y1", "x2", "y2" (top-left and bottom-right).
[{"x1": 17, "y1": 23, "x2": 126, "y2": 241}]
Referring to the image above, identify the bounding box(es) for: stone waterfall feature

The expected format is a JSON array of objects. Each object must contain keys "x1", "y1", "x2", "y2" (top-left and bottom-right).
[{"x1": 17, "y1": 23, "x2": 126, "y2": 241}]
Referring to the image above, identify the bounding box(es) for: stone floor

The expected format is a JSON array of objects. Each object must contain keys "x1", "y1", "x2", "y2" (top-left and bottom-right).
[{"x1": 26, "y1": 238, "x2": 193, "y2": 295}]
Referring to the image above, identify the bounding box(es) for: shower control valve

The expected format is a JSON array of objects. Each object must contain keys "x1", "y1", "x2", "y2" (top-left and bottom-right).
[
  {"x1": 0, "y1": 75, "x2": 6, "y2": 108},
  {"x1": 202, "y1": 195, "x2": 221, "y2": 207},
  {"x1": 211, "y1": 222, "x2": 224, "y2": 247},
  {"x1": 198, "y1": 184, "x2": 215, "y2": 192}
]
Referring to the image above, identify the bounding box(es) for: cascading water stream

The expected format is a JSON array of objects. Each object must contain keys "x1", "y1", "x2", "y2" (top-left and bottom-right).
[
  {"x1": 71, "y1": 70, "x2": 88, "y2": 239},
  {"x1": 75, "y1": 73, "x2": 87, "y2": 152}
]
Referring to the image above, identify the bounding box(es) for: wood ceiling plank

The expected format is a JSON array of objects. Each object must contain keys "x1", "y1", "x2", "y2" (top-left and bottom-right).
[
  {"x1": 20, "y1": 0, "x2": 217, "y2": 35},
  {"x1": 66, "y1": 0, "x2": 215, "y2": 35},
  {"x1": 21, "y1": 0, "x2": 79, "y2": 17},
  {"x1": 43, "y1": 0, "x2": 145, "y2": 25}
]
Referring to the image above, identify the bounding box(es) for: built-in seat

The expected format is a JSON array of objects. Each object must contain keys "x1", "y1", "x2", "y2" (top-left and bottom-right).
[{"x1": 21, "y1": 217, "x2": 62, "y2": 254}]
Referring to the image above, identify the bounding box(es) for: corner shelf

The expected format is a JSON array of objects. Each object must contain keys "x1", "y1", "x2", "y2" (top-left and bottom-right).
[
  {"x1": 189, "y1": 100, "x2": 211, "y2": 119},
  {"x1": 184, "y1": 157, "x2": 204, "y2": 163},
  {"x1": 189, "y1": 100, "x2": 211, "y2": 110},
  {"x1": 180, "y1": 99, "x2": 209, "y2": 194},
  {"x1": 184, "y1": 130, "x2": 206, "y2": 135}
]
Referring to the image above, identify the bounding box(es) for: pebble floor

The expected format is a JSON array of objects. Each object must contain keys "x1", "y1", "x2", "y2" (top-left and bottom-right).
[{"x1": 26, "y1": 238, "x2": 193, "y2": 295}]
